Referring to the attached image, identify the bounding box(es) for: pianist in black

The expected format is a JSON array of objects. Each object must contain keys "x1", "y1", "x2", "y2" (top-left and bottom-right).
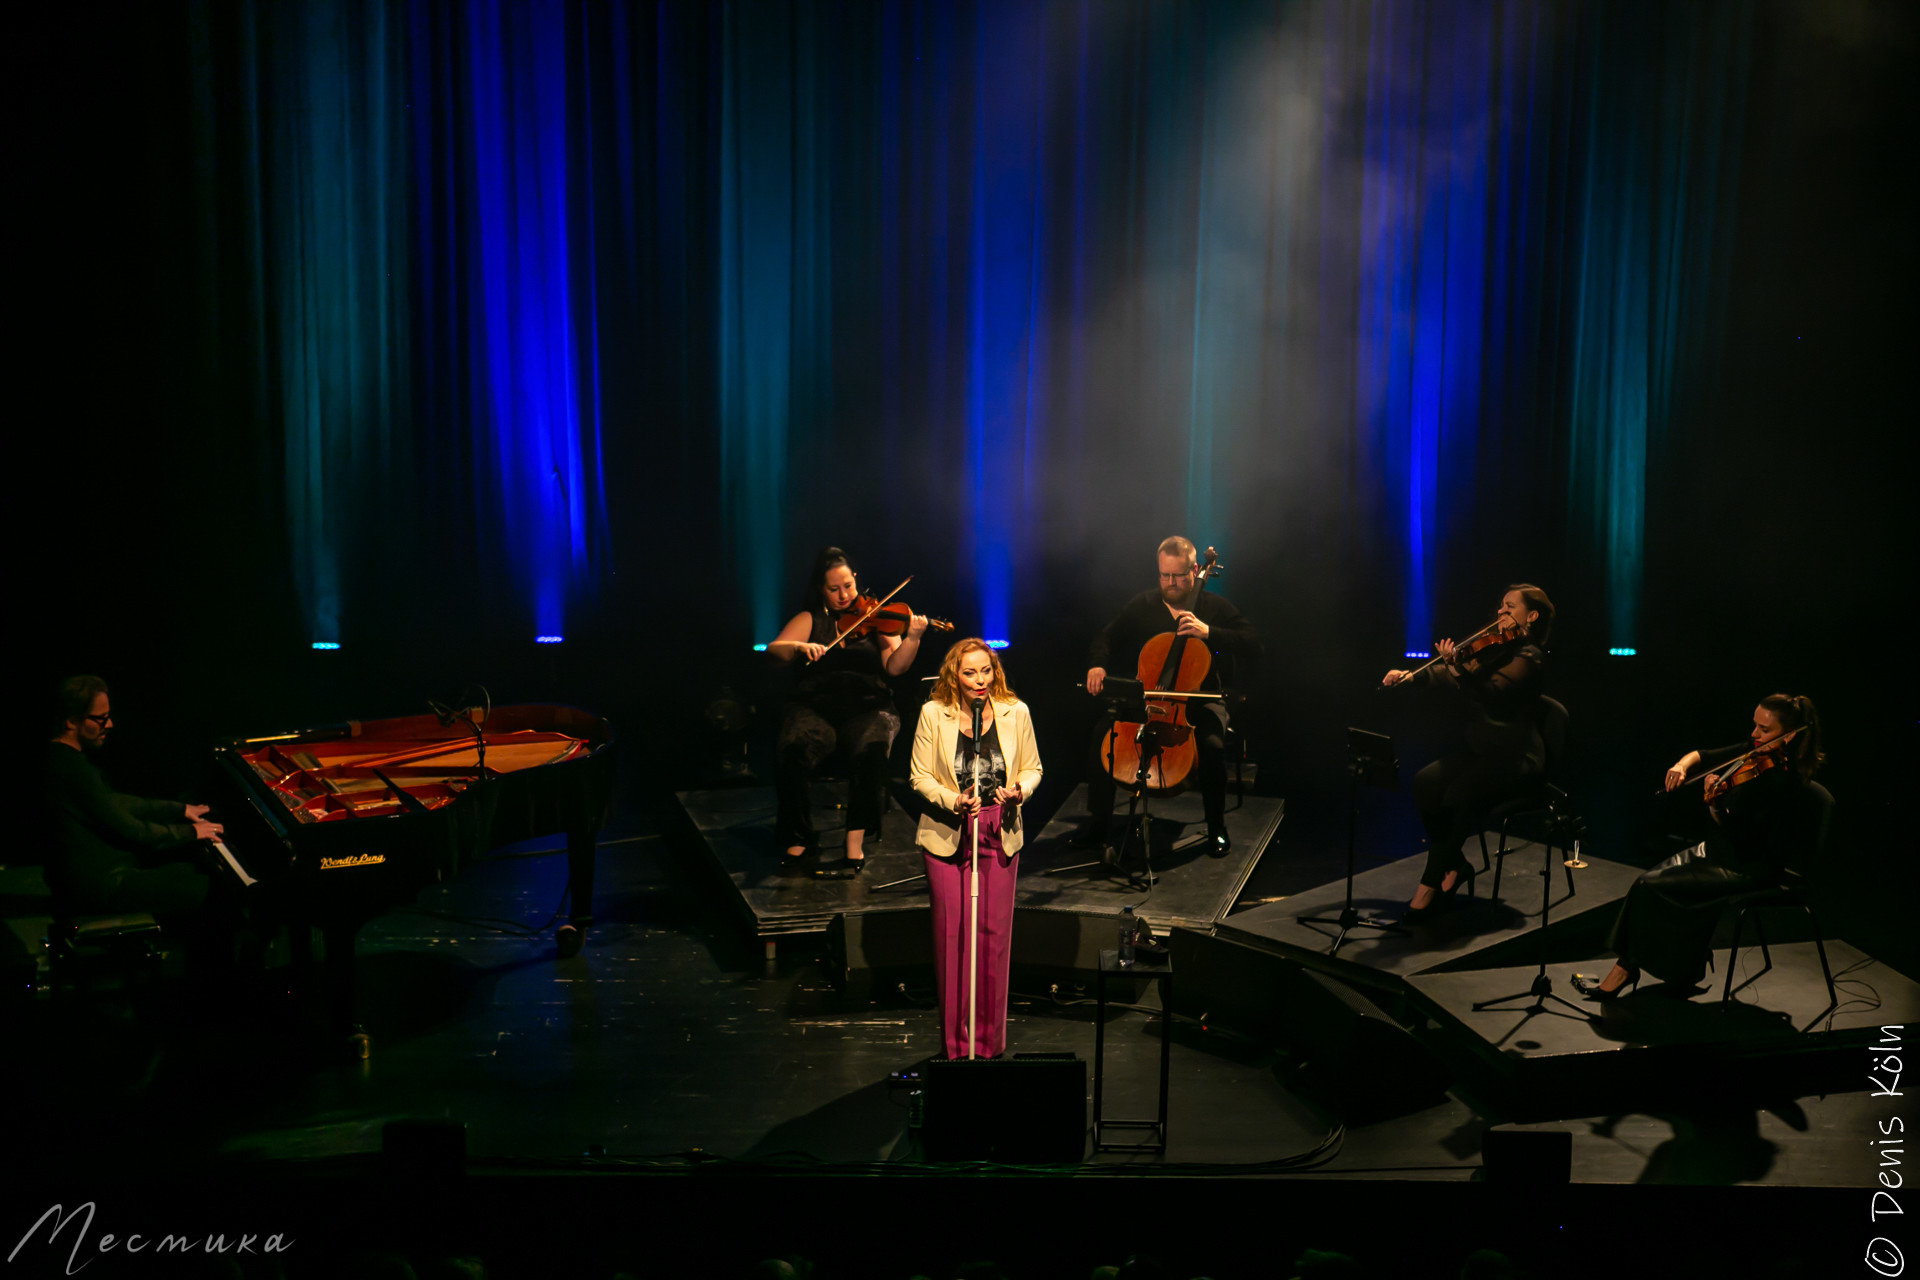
[{"x1": 44, "y1": 674, "x2": 235, "y2": 965}]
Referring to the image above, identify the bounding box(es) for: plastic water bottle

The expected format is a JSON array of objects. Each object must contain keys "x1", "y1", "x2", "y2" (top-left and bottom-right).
[{"x1": 1118, "y1": 906, "x2": 1137, "y2": 967}]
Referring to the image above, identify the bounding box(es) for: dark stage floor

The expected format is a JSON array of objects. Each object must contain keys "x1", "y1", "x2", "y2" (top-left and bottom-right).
[{"x1": 5, "y1": 813, "x2": 1896, "y2": 1185}]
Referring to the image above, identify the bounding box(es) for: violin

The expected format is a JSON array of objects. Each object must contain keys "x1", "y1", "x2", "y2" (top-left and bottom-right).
[
  {"x1": 834, "y1": 596, "x2": 954, "y2": 642},
  {"x1": 1102, "y1": 547, "x2": 1223, "y2": 795},
  {"x1": 1703, "y1": 746, "x2": 1792, "y2": 806},
  {"x1": 1382, "y1": 616, "x2": 1528, "y2": 690},
  {"x1": 1663, "y1": 726, "x2": 1806, "y2": 804},
  {"x1": 1449, "y1": 620, "x2": 1530, "y2": 676},
  {"x1": 809, "y1": 576, "x2": 952, "y2": 661}
]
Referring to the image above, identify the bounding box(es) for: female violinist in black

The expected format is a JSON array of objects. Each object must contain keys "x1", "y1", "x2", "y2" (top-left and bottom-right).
[
  {"x1": 1380, "y1": 585, "x2": 1554, "y2": 919},
  {"x1": 1574, "y1": 693, "x2": 1825, "y2": 999},
  {"x1": 765, "y1": 547, "x2": 928, "y2": 869}
]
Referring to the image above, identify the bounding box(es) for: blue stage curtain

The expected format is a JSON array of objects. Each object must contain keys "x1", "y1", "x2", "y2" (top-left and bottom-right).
[
  {"x1": 174, "y1": 0, "x2": 1755, "y2": 655},
  {"x1": 187, "y1": 0, "x2": 413, "y2": 647}
]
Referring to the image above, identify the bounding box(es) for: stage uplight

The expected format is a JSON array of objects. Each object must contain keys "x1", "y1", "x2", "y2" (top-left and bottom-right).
[
  {"x1": 535, "y1": 636, "x2": 564, "y2": 645},
  {"x1": 984, "y1": 640, "x2": 1010, "y2": 650},
  {"x1": 1404, "y1": 650, "x2": 1430, "y2": 659},
  {"x1": 1608, "y1": 647, "x2": 1637, "y2": 656},
  {"x1": 311, "y1": 642, "x2": 341, "y2": 651},
  {"x1": 753, "y1": 643, "x2": 769, "y2": 652}
]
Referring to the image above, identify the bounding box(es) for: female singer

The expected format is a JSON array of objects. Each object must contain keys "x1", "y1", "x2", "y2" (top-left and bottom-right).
[
  {"x1": 1380, "y1": 584, "x2": 1554, "y2": 919},
  {"x1": 909, "y1": 638, "x2": 1042, "y2": 1061},
  {"x1": 1575, "y1": 694, "x2": 1826, "y2": 999},
  {"x1": 765, "y1": 547, "x2": 928, "y2": 869}
]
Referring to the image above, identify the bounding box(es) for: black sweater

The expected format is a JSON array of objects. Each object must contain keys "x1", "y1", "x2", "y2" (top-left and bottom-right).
[
  {"x1": 1087, "y1": 589, "x2": 1260, "y2": 692},
  {"x1": 44, "y1": 743, "x2": 194, "y2": 899}
]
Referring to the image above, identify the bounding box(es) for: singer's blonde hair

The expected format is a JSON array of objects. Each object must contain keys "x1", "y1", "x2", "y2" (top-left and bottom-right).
[{"x1": 929, "y1": 638, "x2": 1017, "y2": 710}]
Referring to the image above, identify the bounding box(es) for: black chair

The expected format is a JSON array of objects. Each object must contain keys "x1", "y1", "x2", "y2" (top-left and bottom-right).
[
  {"x1": 1720, "y1": 782, "x2": 1838, "y2": 1029},
  {"x1": 1479, "y1": 696, "x2": 1578, "y2": 903}
]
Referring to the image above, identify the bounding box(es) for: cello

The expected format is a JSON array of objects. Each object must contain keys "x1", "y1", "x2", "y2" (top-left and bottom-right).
[{"x1": 1102, "y1": 547, "x2": 1225, "y2": 794}]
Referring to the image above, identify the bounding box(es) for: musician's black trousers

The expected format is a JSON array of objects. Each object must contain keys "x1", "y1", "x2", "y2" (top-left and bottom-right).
[
  {"x1": 72, "y1": 848, "x2": 245, "y2": 976},
  {"x1": 774, "y1": 702, "x2": 901, "y2": 848},
  {"x1": 1411, "y1": 749, "x2": 1540, "y2": 888},
  {"x1": 1085, "y1": 705, "x2": 1229, "y2": 834},
  {"x1": 1606, "y1": 846, "x2": 1760, "y2": 987}
]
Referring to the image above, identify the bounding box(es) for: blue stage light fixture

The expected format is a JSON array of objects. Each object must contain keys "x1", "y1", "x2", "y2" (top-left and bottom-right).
[
  {"x1": 311, "y1": 642, "x2": 341, "y2": 651},
  {"x1": 1608, "y1": 647, "x2": 1638, "y2": 656},
  {"x1": 535, "y1": 636, "x2": 564, "y2": 645},
  {"x1": 752, "y1": 643, "x2": 769, "y2": 652},
  {"x1": 1404, "y1": 650, "x2": 1431, "y2": 659}
]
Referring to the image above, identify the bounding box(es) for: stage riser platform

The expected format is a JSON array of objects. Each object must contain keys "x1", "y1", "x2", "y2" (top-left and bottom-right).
[
  {"x1": 826, "y1": 905, "x2": 1164, "y2": 999},
  {"x1": 1170, "y1": 921, "x2": 1915, "y2": 1124},
  {"x1": 675, "y1": 781, "x2": 1283, "y2": 940},
  {"x1": 1216, "y1": 844, "x2": 1643, "y2": 992},
  {"x1": 1404, "y1": 940, "x2": 1918, "y2": 1120}
]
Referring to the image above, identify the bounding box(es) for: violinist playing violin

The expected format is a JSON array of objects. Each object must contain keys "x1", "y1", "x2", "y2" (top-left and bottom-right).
[
  {"x1": 1574, "y1": 694, "x2": 1826, "y2": 1000},
  {"x1": 1380, "y1": 585, "x2": 1553, "y2": 919},
  {"x1": 1077, "y1": 536, "x2": 1260, "y2": 857},
  {"x1": 764, "y1": 546, "x2": 930, "y2": 871}
]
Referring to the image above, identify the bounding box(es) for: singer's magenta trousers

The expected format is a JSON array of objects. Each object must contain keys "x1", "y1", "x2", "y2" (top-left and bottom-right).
[{"x1": 923, "y1": 804, "x2": 1017, "y2": 1060}]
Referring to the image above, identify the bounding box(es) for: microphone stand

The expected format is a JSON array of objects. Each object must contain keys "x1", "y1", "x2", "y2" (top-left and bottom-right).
[{"x1": 966, "y1": 696, "x2": 984, "y2": 1061}]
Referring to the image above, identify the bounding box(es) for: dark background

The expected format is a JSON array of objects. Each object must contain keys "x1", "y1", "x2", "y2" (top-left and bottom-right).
[{"x1": 10, "y1": 1, "x2": 1915, "y2": 971}]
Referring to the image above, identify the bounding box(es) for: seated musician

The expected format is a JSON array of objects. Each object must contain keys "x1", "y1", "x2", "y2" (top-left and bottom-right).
[
  {"x1": 1380, "y1": 585, "x2": 1553, "y2": 920},
  {"x1": 43, "y1": 674, "x2": 237, "y2": 970},
  {"x1": 1077, "y1": 536, "x2": 1260, "y2": 857},
  {"x1": 1575, "y1": 694, "x2": 1826, "y2": 1000},
  {"x1": 764, "y1": 547, "x2": 928, "y2": 871}
]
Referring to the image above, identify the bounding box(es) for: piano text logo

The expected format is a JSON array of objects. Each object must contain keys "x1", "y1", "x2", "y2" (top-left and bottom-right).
[{"x1": 319, "y1": 853, "x2": 388, "y2": 870}]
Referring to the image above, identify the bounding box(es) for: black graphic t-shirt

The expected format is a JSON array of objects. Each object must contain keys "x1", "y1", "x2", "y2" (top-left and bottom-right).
[{"x1": 955, "y1": 719, "x2": 1007, "y2": 799}]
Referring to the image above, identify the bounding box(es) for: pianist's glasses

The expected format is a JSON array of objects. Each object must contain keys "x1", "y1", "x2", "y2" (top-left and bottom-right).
[{"x1": 84, "y1": 713, "x2": 113, "y2": 724}]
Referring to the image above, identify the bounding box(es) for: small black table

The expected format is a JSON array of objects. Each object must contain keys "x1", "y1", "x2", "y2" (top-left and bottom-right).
[{"x1": 1092, "y1": 947, "x2": 1173, "y2": 1153}]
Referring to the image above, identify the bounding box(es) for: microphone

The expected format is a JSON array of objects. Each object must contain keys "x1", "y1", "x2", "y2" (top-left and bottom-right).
[{"x1": 970, "y1": 694, "x2": 986, "y2": 803}]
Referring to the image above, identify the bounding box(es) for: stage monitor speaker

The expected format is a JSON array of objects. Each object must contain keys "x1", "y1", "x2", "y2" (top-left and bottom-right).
[
  {"x1": 827, "y1": 908, "x2": 1120, "y2": 999},
  {"x1": 825, "y1": 909, "x2": 932, "y2": 999},
  {"x1": 921, "y1": 1053, "x2": 1086, "y2": 1164},
  {"x1": 1481, "y1": 1127, "x2": 1571, "y2": 1186},
  {"x1": 1168, "y1": 928, "x2": 1450, "y2": 1123}
]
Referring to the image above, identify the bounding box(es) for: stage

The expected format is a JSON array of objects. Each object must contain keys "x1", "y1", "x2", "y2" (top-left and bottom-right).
[
  {"x1": 677, "y1": 780, "x2": 1285, "y2": 942},
  {"x1": 5, "y1": 792, "x2": 1905, "y2": 1276}
]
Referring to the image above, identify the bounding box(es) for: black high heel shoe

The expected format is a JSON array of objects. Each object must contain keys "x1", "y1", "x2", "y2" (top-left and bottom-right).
[
  {"x1": 1402, "y1": 861, "x2": 1473, "y2": 922},
  {"x1": 1571, "y1": 966, "x2": 1640, "y2": 1001}
]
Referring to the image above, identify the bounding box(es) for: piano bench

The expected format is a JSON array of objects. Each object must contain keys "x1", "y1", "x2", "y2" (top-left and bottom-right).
[{"x1": 47, "y1": 914, "x2": 166, "y2": 993}]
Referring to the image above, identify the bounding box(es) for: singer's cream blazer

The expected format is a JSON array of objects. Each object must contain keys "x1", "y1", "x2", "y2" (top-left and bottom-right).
[{"x1": 909, "y1": 696, "x2": 1044, "y2": 859}]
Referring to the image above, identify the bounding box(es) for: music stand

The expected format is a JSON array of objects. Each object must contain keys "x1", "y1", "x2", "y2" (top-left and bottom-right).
[
  {"x1": 1470, "y1": 804, "x2": 1592, "y2": 1031},
  {"x1": 1048, "y1": 678, "x2": 1158, "y2": 889},
  {"x1": 1298, "y1": 728, "x2": 1410, "y2": 953}
]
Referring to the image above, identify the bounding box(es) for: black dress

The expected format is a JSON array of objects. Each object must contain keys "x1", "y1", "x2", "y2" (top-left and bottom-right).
[
  {"x1": 1084, "y1": 589, "x2": 1261, "y2": 834},
  {"x1": 1407, "y1": 642, "x2": 1547, "y2": 888},
  {"x1": 1606, "y1": 744, "x2": 1821, "y2": 986},
  {"x1": 774, "y1": 611, "x2": 901, "y2": 849}
]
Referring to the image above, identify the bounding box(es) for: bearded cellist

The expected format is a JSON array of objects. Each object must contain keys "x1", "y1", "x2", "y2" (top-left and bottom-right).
[{"x1": 1073, "y1": 536, "x2": 1260, "y2": 857}]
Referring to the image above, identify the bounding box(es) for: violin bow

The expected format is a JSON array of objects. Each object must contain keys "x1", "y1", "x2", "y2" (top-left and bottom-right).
[
  {"x1": 811, "y1": 575, "x2": 913, "y2": 660},
  {"x1": 1660, "y1": 726, "x2": 1805, "y2": 795}
]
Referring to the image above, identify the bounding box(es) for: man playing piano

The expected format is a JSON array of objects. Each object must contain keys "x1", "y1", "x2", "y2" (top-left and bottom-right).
[{"x1": 44, "y1": 675, "x2": 237, "y2": 970}]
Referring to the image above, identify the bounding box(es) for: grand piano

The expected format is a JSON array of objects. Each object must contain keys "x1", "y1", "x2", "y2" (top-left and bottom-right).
[{"x1": 212, "y1": 702, "x2": 615, "y2": 1055}]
